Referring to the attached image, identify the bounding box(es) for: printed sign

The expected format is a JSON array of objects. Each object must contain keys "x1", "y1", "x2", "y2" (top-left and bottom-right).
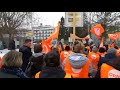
[{"x1": 108, "y1": 69, "x2": 120, "y2": 78}]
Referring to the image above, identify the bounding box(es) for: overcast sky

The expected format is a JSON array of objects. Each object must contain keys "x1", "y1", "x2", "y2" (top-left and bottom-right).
[{"x1": 33, "y1": 12, "x2": 65, "y2": 27}]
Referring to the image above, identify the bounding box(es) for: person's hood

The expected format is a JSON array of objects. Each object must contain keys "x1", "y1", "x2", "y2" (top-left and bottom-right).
[
  {"x1": 68, "y1": 53, "x2": 87, "y2": 69},
  {"x1": 40, "y1": 67, "x2": 66, "y2": 78},
  {"x1": 33, "y1": 52, "x2": 43, "y2": 57},
  {"x1": 106, "y1": 57, "x2": 120, "y2": 71}
]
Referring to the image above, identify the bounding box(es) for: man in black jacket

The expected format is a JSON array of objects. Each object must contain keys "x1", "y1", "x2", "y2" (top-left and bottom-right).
[
  {"x1": 8, "y1": 39, "x2": 15, "y2": 50},
  {"x1": 19, "y1": 39, "x2": 32, "y2": 72}
]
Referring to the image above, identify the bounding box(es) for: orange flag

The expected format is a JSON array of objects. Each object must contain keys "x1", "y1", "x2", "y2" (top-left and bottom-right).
[
  {"x1": 108, "y1": 34, "x2": 119, "y2": 41},
  {"x1": 99, "y1": 37, "x2": 104, "y2": 48},
  {"x1": 90, "y1": 24, "x2": 104, "y2": 39},
  {"x1": 42, "y1": 39, "x2": 51, "y2": 54},
  {"x1": 48, "y1": 22, "x2": 60, "y2": 40},
  {"x1": 43, "y1": 22, "x2": 60, "y2": 48}
]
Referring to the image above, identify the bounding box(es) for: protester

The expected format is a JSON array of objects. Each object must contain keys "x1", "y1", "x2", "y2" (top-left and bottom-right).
[
  {"x1": 35, "y1": 51, "x2": 71, "y2": 78},
  {"x1": 97, "y1": 47, "x2": 117, "y2": 68},
  {"x1": 19, "y1": 39, "x2": 32, "y2": 72},
  {"x1": 8, "y1": 39, "x2": 15, "y2": 50},
  {"x1": 98, "y1": 47, "x2": 107, "y2": 58},
  {"x1": 0, "y1": 50, "x2": 28, "y2": 78},
  {"x1": 64, "y1": 42, "x2": 91, "y2": 78},
  {"x1": 57, "y1": 42, "x2": 64, "y2": 54},
  {"x1": 51, "y1": 46, "x2": 60, "y2": 56},
  {"x1": 25, "y1": 43, "x2": 44, "y2": 78},
  {"x1": 88, "y1": 46, "x2": 100, "y2": 77},
  {"x1": 60, "y1": 44, "x2": 72, "y2": 69},
  {"x1": 95, "y1": 56, "x2": 120, "y2": 78}
]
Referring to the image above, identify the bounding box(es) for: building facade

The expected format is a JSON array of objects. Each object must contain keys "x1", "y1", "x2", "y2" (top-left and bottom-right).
[
  {"x1": 16, "y1": 24, "x2": 54, "y2": 45},
  {"x1": 32, "y1": 24, "x2": 54, "y2": 41}
]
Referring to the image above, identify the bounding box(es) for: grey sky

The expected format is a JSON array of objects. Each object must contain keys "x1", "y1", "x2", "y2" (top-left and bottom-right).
[{"x1": 33, "y1": 12, "x2": 65, "y2": 26}]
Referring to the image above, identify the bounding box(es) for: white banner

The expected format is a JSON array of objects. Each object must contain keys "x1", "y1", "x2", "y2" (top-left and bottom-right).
[{"x1": 65, "y1": 12, "x2": 83, "y2": 27}]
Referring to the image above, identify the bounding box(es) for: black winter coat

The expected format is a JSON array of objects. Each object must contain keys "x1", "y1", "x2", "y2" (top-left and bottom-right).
[
  {"x1": 8, "y1": 40, "x2": 15, "y2": 50},
  {"x1": 0, "y1": 68, "x2": 28, "y2": 78},
  {"x1": 19, "y1": 45, "x2": 32, "y2": 72},
  {"x1": 39, "y1": 66, "x2": 66, "y2": 78},
  {"x1": 95, "y1": 57, "x2": 120, "y2": 78},
  {"x1": 25, "y1": 54, "x2": 45, "y2": 78},
  {"x1": 98, "y1": 53, "x2": 117, "y2": 68}
]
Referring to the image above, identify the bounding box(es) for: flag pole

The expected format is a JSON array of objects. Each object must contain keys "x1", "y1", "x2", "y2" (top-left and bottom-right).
[{"x1": 73, "y1": 12, "x2": 76, "y2": 44}]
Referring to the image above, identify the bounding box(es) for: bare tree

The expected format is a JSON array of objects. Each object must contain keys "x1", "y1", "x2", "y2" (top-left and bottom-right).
[{"x1": 0, "y1": 12, "x2": 31, "y2": 43}]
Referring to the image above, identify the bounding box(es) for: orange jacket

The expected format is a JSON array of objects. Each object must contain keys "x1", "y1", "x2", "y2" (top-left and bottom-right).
[
  {"x1": 100, "y1": 63, "x2": 120, "y2": 78},
  {"x1": 64, "y1": 56, "x2": 89, "y2": 78},
  {"x1": 35, "y1": 71, "x2": 71, "y2": 78},
  {"x1": 88, "y1": 52, "x2": 100, "y2": 70}
]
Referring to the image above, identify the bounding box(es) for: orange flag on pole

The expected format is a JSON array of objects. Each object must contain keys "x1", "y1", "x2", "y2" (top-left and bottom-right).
[
  {"x1": 43, "y1": 22, "x2": 60, "y2": 48},
  {"x1": 108, "y1": 34, "x2": 119, "y2": 41},
  {"x1": 48, "y1": 22, "x2": 60, "y2": 40},
  {"x1": 90, "y1": 24, "x2": 104, "y2": 39}
]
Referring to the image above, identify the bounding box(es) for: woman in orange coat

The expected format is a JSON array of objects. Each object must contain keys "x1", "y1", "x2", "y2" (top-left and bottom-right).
[
  {"x1": 60, "y1": 44, "x2": 72, "y2": 69},
  {"x1": 88, "y1": 46, "x2": 100, "y2": 71}
]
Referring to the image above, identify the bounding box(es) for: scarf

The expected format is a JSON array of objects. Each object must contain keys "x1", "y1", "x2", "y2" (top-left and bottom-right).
[{"x1": 1, "y1": 67, "x2": 28, "y2": 78}]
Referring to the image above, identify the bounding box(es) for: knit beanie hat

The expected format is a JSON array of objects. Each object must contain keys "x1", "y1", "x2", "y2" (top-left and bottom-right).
[
  {"x1": 107, "y1": 48, "x2": 116, "y2": 54},
  {"x1": 68, "y1": 53, "x2": 87, "y2": 69}
]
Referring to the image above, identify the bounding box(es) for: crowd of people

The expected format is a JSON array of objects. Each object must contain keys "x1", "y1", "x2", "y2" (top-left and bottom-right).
[{"x1": 0, "y1": 38, "x2": 120, "y2": 78}]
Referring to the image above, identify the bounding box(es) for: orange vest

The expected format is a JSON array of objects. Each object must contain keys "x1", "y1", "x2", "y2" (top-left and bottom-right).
[
  {"x1": 60, "y1": 50, "x2": 72, "y2": 63},
  {"x1": 64, "y1": 56, "x2": 89, "y2": 78},
  {"x1": 88, "y1": 52, "x2": 100, "y2": 70},
  {"x1": 101, "y1": 63, "x2": 120, "y2": 78},
  {"x1": 35, "y1": 71, "x2": 71, "y2": 78}
]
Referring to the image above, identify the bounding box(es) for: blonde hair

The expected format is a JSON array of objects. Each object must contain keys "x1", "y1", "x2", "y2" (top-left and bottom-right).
[{"x1": 2, "y1": 50, "x2": 23, "y2": 68}]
